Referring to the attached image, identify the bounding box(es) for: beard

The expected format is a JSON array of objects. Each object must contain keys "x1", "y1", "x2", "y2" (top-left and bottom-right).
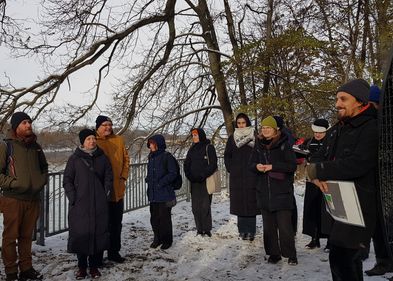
[
  {"x1": 15, "y1": 128, "x2": 36, "y2": 144},
  {"x1": 337, "y1": 114, "x2": 350, "y2": 122},
  {"x1": 336, "y1": 108, "x2": 350, "y2": 122}
]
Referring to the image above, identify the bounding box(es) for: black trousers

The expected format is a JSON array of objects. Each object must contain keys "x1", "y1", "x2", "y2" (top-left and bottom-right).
[
  {"x1": 261, "y1": 209, "x2": 296, "y2": 259},
  {"x1": 191, "y1": 182, "x2": 212, "y2": 232},
  {"x1": 238, "y1": 216, "x2": 256, "y2": 235},
  {"x1": 150, "y1": 202, "x2": 173, "y2": 245},
  {"x1": 329, "y1": 245, "x2": 363, "y2": 281},
  {"x1": 108, "y1": 199, "x2": 124, "y2": 254},
  {"x1": 292, "y1": 195, "x2": 298, "y2": 234},
  {"x1": 77, "y1": 252, "x2": 102, "y2": 268},
  {"x1": 302, "y1": 181, "x2": 323, "y2": 238},
  {"x1": 372, "y1": 207, "x2": 390, "y2": 260}
]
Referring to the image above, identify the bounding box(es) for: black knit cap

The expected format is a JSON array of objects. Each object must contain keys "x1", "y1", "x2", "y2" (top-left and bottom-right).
[
  {"x1": 273, "y1": 116, "x2": 284, "y2": 129},
  {"x1": 337, "y1": 78, "x2": 370, "y2": 104},
  {"x1": 95, "y1": 115, "x2": 112, "y2": 129},
  {"x1": 10, "y1": 112, "x2": 32, "y2": 130},
  {"x1": 79, "y1": 129, "x2": 96, "y2": 145}
]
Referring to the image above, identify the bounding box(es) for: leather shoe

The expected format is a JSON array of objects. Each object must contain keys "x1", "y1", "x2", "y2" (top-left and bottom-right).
[
  {"x1": 161, "y1": 243, "x2": 172, "y2": 250},
  {"x1": 89, "y1": 267, "x2": 101, "y2": 279},
  {"x1": 150, "y1": 241, "x2": 162, "y2": 248},
  {"x1": 267, "y1": 255, "x2": 281, "y2": 264},
  {"x1": 305, "y1": 239, "x2": 320, "y2": 249},
  {"x1": 108, "y1": 252, "x2": 125, "y2": 263},
  {"x1": 75, "y1": 267, "x2": 87, "y2": 280},
  {"x1": 365, "y1": 260, "x2": 393, "y2": 276}
]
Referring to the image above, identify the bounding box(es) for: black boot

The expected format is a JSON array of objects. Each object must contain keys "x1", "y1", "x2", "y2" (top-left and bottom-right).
[
  {"x1": 242, "y1": 233, "x2": 249, "y2": 240},
  {"x1": 305, "y1": 238, "x2": 320, "y2": 249},
  {"x1": 150, "y1": 240, "x2": 162, "y2": 248},
  {"x1": 267, "y1": 255, "x2": 282, "y2": 264},
  {"x1": 324, "y1": 240, "x2": 331, "y2": 253},
  {"x1": 365, "y1": 258, "x2": 393, "y2": 276},
  {"x1": 19, "y1": 268, "x2": 43, "y2": 281},
  {"x1": 108, "y1": 251, "x2": 125, "y2": 263}
]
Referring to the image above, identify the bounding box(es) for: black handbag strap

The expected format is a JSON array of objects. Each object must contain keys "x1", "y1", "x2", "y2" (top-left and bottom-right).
[
  {"x1": 205, "y1": 144, "x2": 211, "y2": 165},
  {"x1": 79, "y1": 157, "x2": 104, "y2": 186}
]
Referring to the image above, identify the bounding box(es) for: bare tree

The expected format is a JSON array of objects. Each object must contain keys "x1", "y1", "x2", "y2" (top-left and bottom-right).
[{"x1": 1, "y1": 0, "x2": 392, "y2": 144}]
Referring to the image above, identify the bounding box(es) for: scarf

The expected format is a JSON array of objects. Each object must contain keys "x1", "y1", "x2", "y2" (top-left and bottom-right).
[
  {"x1": 234, "y1": 126, "x2": 255, "y2": 148},
  {"x1": 79, "y1": 145, "x2": 97, "y2": 156}
]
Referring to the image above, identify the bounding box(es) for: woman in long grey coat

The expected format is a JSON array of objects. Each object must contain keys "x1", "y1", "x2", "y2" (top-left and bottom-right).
[
  {"x1": 224, "y1": 113, "x2": 259, "y2": 241},
  {"x1": 63, "y1": 129, "x2": 113, "y2": 280}
]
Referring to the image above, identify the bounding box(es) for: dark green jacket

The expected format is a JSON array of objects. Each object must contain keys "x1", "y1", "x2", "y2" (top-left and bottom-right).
[{"x1": 0, "y1": 134, "x2": 48, "y2": 201}]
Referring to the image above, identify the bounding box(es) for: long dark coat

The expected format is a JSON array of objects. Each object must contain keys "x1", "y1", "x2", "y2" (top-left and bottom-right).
[
  {"x1": 249, "y1": 133, "x2": 297, "y2": 211},
  {"x1": 302, "y1": 137, "x2": 328, "y2": 237},
  {"x1": 224, "y1": 135, "x2": 259, "y2": 216},
  {"x1": 63, "y1": 147, "x2": 113, "y2": 255},
  {"x1": 184, "y1": 141, "x2": 217, "y2": 184},
  {"x1": 184, "y1": 129, "x2": 217, "y2": 232},
  {"x1": 313, "y1": 105, "x2": 378, "y2": 249}
]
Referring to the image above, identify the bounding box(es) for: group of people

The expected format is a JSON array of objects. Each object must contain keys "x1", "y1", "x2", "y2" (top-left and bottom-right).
[
  {"x1": 0, "y1": 77, "x2": 388, "y2": 281},
  {"x1": 0, "y1": 114, "x2": 130, "y2": 280},
  {"x1": 223, "y1": 78, "x2": 386, "y2": 281},
  {"x1": 145, "y1": 77, "x2": 385, "y2": 281}
]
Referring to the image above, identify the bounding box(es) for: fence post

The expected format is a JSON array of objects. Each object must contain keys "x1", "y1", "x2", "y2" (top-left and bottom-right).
[
  {"x1": 186, "y1": 180, "x2": 191, "y2": 202},
  {"x1": 36, "y1": 187, "x2": 46, "y2": 246}
]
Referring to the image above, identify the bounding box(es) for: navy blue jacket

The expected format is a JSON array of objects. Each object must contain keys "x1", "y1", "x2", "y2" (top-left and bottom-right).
[{"x1": 146, "y1": 135, "x2": 177, "y2": 202}]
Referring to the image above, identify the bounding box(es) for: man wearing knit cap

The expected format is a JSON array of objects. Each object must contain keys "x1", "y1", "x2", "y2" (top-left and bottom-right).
[
  {"x1": 95, "y1": 115, "x2": 129, "y2": 263},
  {"x1": 0, "y1": 112, "x2": 48, "y2": 281},
  {"x1": 306, "y1": 79, "x2": 378, "y2": 280}
]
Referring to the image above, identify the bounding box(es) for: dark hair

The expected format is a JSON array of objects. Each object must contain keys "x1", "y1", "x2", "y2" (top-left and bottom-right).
[{"x1": 235, "y1": 113, "x2": 251, "y2": 127}]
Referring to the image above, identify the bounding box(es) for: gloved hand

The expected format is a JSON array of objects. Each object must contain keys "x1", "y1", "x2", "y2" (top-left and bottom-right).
[{"x1": 306, "y1": 163, "x2": 317, "y2": 180}]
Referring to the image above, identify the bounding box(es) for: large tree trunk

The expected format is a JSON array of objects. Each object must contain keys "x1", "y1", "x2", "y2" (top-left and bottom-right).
[
  {"x1": 223, "y1": 0, "x2": 246, "y2": 105},
  {"x1": 262, "y1": 0, "x2": 274, "y2": 94},
  {"x1": 187, "y1": 0, "x2": 234, "y2": 135}
]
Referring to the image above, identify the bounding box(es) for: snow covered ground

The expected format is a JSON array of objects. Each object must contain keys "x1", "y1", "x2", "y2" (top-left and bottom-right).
[{"x1": 4, "y1": 182, "x2": 391, "y2": 281}]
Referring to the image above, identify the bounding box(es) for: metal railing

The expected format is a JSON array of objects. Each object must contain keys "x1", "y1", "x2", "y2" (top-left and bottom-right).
[{"x1": 35, "y1": 157, "x2": 228, "y2": 245}]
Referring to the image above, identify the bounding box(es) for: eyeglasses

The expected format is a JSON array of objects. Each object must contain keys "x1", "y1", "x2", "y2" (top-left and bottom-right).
[{"x1": 100, "y1": 123, "x2": 113, "y2": 127}]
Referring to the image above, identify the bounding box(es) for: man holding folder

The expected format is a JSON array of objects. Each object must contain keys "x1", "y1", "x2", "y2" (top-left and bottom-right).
[{"x1": 307, "y1": 79, "x2": 378, "y2": 281}]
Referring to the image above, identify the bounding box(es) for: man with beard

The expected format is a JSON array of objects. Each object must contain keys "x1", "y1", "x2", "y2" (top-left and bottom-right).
[
  {"x1": 0, "y1": 112, "x2": 48, "y2": 281},
  {"x1": 307, "y1": 79, "x2": 378, "y2": 281}
]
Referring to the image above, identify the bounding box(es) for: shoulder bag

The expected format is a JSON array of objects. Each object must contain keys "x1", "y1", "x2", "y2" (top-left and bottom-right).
[{"x1": 205, "y1": 145, "x2": 221, "y2": 194}]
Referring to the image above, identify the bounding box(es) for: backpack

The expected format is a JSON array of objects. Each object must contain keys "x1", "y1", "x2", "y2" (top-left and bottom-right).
[
  {"x1": 163, "y1": 152, "x2": 183, "y2": 190},
  {"x1": 2, "y1": 140, "x2": 14, "y2": 176}
]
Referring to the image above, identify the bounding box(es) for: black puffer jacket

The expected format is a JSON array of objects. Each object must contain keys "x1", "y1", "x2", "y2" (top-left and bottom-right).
[
  {"x1": 63, "y1": 147, "x2": 113, "y2": 255},
  {"x1": 249, "y1": 132, "x2": 297, "y2": 211},
  {"x1": 313, "y1": 105, "x2": 378, "y2": 249},
  {"x1": 224, "y1": 135, "x2": 259, "y2": 216},
  {"x1": 184, "y1": 128, "x2": 217, "y2": 183}
]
